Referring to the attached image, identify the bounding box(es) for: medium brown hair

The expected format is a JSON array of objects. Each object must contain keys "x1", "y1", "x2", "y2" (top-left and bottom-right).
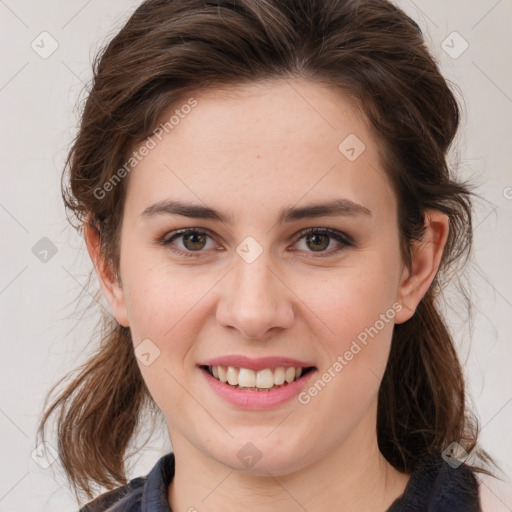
[{"x1": 38, "y1": 0, "x2": 497, "y2": 504}]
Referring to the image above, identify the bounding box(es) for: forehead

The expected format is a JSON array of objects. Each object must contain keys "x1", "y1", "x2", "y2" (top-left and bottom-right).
[{"x1": 124, "y1": 79, "x2": 395, "y2": 223}]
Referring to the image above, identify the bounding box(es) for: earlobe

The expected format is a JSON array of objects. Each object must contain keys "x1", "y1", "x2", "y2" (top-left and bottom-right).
[
  {"x1": 83, "y1": 218, "x2": 130, "y2": 327},
  {"x1": 394, "y1": 210, "x2": 449, "y2": 324}
]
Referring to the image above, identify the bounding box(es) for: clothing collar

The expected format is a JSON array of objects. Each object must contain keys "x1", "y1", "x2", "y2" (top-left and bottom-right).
[{"x1": 140, "y1": 452, "x2": 175, "y2": 511}]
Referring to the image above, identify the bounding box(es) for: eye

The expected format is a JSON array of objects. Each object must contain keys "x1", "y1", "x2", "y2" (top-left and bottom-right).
[
  {"x1": 160, "y1": 228, "x2": 219, "y2": 257},
  {"x1": 159, "y1": 227, "x2": 353, "y2": 258},
  {"x1": 291, "y1": 227, "x2": 353, "y2": 256}
]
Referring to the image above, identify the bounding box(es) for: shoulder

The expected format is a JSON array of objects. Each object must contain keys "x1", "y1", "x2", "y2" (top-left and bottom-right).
[
  {"x1": 78, "y1": 476, "x2": 146, "y2": 512},
  {"x1": 78, "y1": 452, "x2": 175, "y2": 512},
  {"x1": 388, "y1": 454, "x2": 482, "y2": 512}
]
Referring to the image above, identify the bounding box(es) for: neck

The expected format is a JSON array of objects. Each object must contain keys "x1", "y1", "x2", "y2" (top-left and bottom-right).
[{"x1": 167, "y1": 407, "x2": 410, "y2": 512}]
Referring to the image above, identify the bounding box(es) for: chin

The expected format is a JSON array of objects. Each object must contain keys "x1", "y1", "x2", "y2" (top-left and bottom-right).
[{"x1": 206, "y1": 435, "x2": 308, "y2": 476}]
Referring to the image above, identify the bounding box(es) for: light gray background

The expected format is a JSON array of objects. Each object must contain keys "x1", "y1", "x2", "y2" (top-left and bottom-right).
[{"x1": 1, "y1": 1, "x2": 511, "y2": 510}]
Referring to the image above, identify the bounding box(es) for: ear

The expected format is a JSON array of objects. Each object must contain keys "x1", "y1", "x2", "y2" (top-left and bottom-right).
[
  {"x1": 394, "y1": 210, "x2": 449, "y2": 324},
  {"x1": 84, "y1": 218, "x2": 130, "y2": 327}
]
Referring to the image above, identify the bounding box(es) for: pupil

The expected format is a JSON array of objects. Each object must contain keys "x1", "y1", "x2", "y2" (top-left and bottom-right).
[
  {"x1": 308, "y1": 233, "x2": 328, "y2": 251},
  {"x1": 184, "y1": 233, "x2": 206, "y2": 250}
]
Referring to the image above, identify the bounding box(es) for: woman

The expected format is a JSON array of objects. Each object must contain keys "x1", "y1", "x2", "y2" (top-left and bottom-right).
[{"x1": 37, "y1": 0, "x2": 498, "y2": 510}]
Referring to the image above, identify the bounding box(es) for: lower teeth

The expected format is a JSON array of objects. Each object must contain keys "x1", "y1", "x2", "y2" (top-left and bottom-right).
[{"x1": 227, "y1": 383, "x2": 287, "y2": 391}]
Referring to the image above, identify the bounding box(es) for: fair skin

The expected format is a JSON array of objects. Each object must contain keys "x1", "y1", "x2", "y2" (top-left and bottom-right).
[{"x1": 85, "y1": 79, "x2": 448, "y2": 512}]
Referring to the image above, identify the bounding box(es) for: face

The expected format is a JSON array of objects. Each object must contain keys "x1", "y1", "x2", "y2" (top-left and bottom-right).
[{"x1": 90, "y1": 79, "x2": 441, "y2": 476}]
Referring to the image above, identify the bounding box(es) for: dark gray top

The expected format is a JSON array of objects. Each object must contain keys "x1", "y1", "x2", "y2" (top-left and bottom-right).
[{"x1": 79, "y1": 452, "x2": 481, "y2": 511}]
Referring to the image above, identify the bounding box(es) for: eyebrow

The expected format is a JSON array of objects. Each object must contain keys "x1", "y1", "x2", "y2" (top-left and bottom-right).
[{"x1": 140, "y1": 198, "x2": 372, "y2": 224}]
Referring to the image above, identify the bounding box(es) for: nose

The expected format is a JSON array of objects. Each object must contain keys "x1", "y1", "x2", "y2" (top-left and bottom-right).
[{"x1": 216, "y1": 248, "x2": 295, "y2": 341}]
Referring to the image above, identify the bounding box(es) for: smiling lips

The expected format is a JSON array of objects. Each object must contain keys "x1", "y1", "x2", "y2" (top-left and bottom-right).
[
  {"x1": 199, "y1": 355, "x2": 315, "y2": 392},
  {"x1": 205, "y1": 365, "x2": 311, "y2": 390}
]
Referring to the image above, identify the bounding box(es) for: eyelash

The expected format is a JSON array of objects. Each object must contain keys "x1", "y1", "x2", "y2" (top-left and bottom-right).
[{"x1": 159, "y1": 227, "x2": 354, "y2": 258}]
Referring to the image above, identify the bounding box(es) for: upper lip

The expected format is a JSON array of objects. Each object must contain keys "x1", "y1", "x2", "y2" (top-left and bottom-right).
[{"x1": 199, "y1": 355, "x2": 316, "y2": 371}]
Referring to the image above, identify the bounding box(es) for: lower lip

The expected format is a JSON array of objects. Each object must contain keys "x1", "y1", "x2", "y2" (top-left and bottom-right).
[{"x1": 200, "y1": 367, "x2": 316, "y2": 410}]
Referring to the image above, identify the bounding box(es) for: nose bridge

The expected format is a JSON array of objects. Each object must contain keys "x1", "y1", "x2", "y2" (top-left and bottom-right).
[
  {"x1": 236, "y1": 250, "x2": 276, "y2": 308},
  {"x1": 216, "y1": 242, "x2": 294, "y2": 339}
]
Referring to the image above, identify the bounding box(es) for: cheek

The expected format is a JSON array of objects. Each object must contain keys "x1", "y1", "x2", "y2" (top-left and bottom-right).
[
  {"x1": 296, "y1": 270, "x2": 398, "y2": 434},
  {"x1": 295, "y1": 253, "x2": 401, "y2": 406},
  {"x1": 121, "y1": 255, "x2": 212, "y2": 341},
  {"x1": 123, "y1": 263, "x2": 211, "y2": 413},
  {"x1": 302, "y1": 263, "x2": 400, "y2": 345}
]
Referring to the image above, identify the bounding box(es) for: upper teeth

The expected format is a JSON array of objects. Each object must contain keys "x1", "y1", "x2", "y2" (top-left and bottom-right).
[{"x1": 209, "y1": 366, "x2": 304, "y2": 388}]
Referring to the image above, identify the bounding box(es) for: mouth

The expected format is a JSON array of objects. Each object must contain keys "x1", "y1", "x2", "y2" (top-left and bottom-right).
[{"x1": 200, "y1": 364, "x2": 316, "y2": 392}]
